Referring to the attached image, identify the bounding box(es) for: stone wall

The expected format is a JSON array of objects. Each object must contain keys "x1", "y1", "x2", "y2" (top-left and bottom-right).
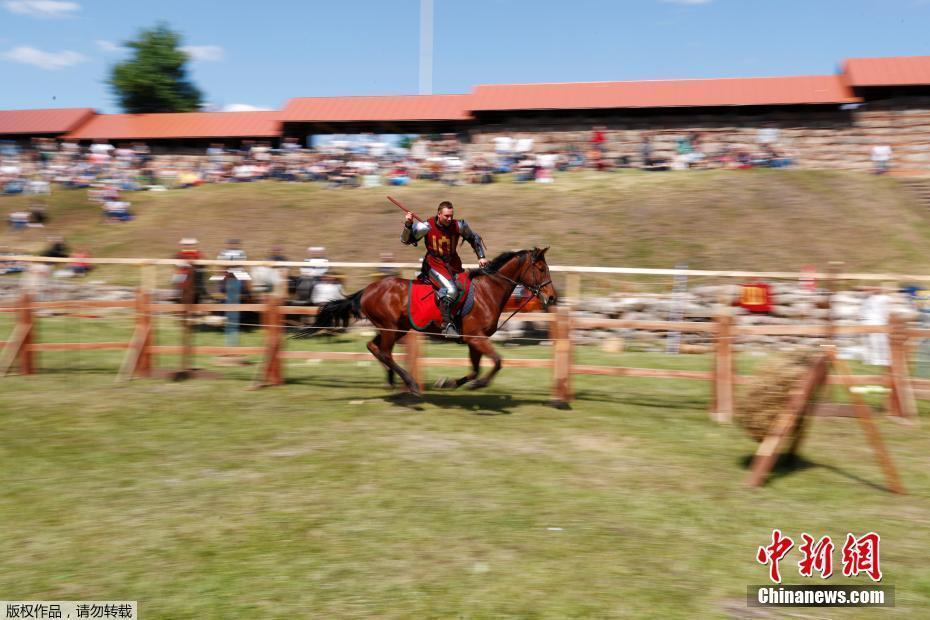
[
  {"x1": 468, "y1": 97, "x2": 930, "y2": 172},
  {"x1": 497, "y1": 283, "x2": 920, "y2": 355}
]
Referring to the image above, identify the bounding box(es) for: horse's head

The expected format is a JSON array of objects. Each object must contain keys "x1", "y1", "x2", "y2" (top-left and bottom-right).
[{"x1": 522, "y1": 247, "x2": 558, "y2": 308}]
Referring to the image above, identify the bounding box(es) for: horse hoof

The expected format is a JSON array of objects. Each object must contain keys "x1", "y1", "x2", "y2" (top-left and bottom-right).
[
  {"x1": 466, "y1": 380, "x2": 487, "y2": 390},
  {"x1": 434, "y1": 377, "x2": 456, "y2": 389}
]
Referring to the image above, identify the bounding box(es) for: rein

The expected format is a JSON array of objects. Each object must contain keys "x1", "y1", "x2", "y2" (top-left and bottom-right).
[{"x1": 485, "y1": 254, "x2": 552, "y2": 331}]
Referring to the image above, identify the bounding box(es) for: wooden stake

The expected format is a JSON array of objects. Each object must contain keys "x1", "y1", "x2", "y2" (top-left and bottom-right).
[
  {"x1": 712, "y1": 309, "x2": 734, "y2": 423},
  {"x1": 0, "y1": 291, "x2": 35, "y2": 376},
  {"x1": 747, "y1": 353, "x2": 829, "y2": 488},
  {"x1": 551, "y1": 304, "x2": 573, "y2": 404},
  {"x1": 747, "y1": 348, "x2": 905, "y2": 494},
  {"x1": 887, "y1": 313, "x2": 918, "y2": 421},
  {"x1": 260, "y1": 293, "x2": 284, "y2": 386},
  {"x1": 117, "y1": 288, "x2": 153, "y2": 381},
  {"x1": 830, "y1": 353, "x2": 905, "y2": 494}
]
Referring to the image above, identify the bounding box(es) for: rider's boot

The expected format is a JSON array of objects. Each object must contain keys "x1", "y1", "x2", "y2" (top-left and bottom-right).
[{"x1": 439, "y1": 297, "x2": 459, "y2": 338}]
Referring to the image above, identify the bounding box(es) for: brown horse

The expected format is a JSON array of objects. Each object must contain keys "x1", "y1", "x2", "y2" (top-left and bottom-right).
[{"x1": 313, "y1": 248, "x2": 558, "y2": 396}]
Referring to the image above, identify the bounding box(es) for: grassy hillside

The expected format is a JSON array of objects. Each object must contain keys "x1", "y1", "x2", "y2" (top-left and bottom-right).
[{"x1": 2, "y1": 169, "x2": 928, "y2": 286}]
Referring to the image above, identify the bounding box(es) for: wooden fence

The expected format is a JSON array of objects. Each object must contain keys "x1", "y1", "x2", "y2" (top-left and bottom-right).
[
  {"x1": 1, "y1": 256, "x2": 927, "y2": 422},
  {"x1": 0, "y1": 287, "x2": 922, "y2": 423}
]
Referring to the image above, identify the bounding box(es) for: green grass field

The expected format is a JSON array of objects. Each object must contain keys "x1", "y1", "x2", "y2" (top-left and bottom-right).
[
  {"x1": 1, "y1": 314, "x2": 929, "y2": 618},
  {"x1": 3, "y1": 169, "x2": 930, "y2": 292}
]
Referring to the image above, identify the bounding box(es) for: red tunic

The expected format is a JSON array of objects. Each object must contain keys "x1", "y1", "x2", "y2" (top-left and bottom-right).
[
  {"x1": 176, "y1": 249, "x2": 202, "y2": 261},
  {"x1": 424, "y1": 216, "x2": 462, "y2": 277}
]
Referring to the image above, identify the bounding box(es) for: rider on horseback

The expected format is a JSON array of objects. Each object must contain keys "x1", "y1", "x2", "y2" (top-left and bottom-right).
[{"x1": 402, "y1": 201, "x2": 488, "y2": 338}]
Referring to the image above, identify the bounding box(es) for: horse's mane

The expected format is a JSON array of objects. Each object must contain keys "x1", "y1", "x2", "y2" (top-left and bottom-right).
[{"x1": 468, "y1": 249, "x2": 531, "y2": 277}]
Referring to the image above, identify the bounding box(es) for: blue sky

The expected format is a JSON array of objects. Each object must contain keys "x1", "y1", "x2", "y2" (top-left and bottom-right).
[{"x1": 1, "y1": 0, "x2": 928, "y2": 113}]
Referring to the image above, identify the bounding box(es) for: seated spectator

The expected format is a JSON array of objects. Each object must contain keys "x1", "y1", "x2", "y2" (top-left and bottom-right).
[
  {"x1": 374, "y1": 251, "x2": 400, "y2": 280},
  {"x1": 674, "y1": 135, "x2": 693, "y2": 170},
  {"x1": 8, "y1": 211, "x2": 30, "y2": 231},
  {"x1": 736, "y1": 150, "x2": 753, "y2": 169},
  {"x1": 27, "y1": 179, "x2": 50, "y2": 195},
  {"x1": 69, "y1": 248, "x2": 92, "y2": 276},
  {"x1": 441, "y1": 156, "x2": 464, "y2": 186},
  {"x1": 388, "y1": 165, "x2": 410, "y2": 186},
  {"x1": 763, "y1": 144, "x2": 793, "y2": 168},
  {"x1": 233, "y1": 163, "x2": 256, "y2": 182},
  {"x1": 28, "y1": 203, "x2": 48, "y2": 227},
  {"x1": 536, "y1": 151, "x2": 557, "y2": 183},
  {"x1": 178, "y1": 169, "x2": 203, "y2": 188},
  {"x1": 300, "y1": 246, "x2": 329, "y2": 278},
  {"x1": 103, "y1": 200, "x2": 133, "y2": 222},
  {"x1": 42, "y1": 236, "x2": 69, "y2": 258},
  {"x1": 3, "y1": 179, "x2": 25, "y2": 194},
  {"x1": 514, "y1": 154, "x2": 536, "y2": 182},
  {"x1": 311, "y1": 274, "x2": 346, "y2": 305}
]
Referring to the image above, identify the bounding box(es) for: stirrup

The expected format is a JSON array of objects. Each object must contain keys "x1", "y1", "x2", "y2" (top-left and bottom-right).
[{"x1": 442, "y1": 323, "x2": 460, "y2": 338}]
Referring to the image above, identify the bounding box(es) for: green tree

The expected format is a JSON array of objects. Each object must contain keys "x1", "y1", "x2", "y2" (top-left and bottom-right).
[{"x1": 108, "y1": 23, "x2": 204, "y2": 113}]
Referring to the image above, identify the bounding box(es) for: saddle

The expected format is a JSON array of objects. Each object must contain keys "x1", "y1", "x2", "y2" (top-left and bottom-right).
[{"x1": 408, "y1": 272, "x2": 475, "y2": 332}]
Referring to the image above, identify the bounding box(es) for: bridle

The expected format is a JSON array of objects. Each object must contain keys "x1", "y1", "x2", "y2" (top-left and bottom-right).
[{"x1": 486, "y1": 252, "x2": 553, "y2": 329}]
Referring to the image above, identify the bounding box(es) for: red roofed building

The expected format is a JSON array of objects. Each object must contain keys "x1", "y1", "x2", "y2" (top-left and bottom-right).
[
  {"x1": 1, "y1": 54, "x2": 929, "y2": 170},
  {"x1": 64, "y1": 111, "x2": 281, "y2": 151},
  {"x1": 0, "y1": 107, "x2": 95, "y2": 143},
  {"x1": 280, "y1": 94, "x2": 472, "y2": 142},
  {"x1": 471, "y1": 75, "x2": 858, "y2": 112},
  {"x1": 844, "y1": 55, "x2": 930, "y2": 89}
]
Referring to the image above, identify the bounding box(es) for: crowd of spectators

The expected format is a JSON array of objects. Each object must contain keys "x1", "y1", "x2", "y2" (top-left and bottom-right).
[{"x1": 0, "y1": 127, "x2": 812, "y2": 212}]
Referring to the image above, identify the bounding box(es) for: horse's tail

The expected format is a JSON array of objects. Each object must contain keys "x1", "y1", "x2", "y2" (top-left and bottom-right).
[{"x1": 313, "y1": 290, "x2": 364, "y2": 331}]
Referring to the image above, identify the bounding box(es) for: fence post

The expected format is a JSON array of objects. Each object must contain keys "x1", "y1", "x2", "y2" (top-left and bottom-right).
[
  {"x1": 1, "y1": 290, "x2": 35, "y2": 376},
  {"x1": 261, "y1": 293, "x2": 284, "y2": 386},
  {"x1": 712, "y1": 307, "x2": 734, "y2": 423},
  {"x1": 403, "y1": 330, "x2": 424, "y2": 392},
  {"x1": 136, "y1": 288, "x2": 153, "y2": 377},
  {"x1": 18, "y1": 290, "x2": 35, "y2": 375},
  {"x1": 551, "y1": 304, "x2": 573, "y2": 405},
  {"x1": 138, "y1": 261, "x2": 155, "y2": 377},
  {"x1": 887, "y1": 313, "x2": 917, "y2": 420},
  {"x1": 118, "y1": 264, "x2": 156, "y2": 381}
]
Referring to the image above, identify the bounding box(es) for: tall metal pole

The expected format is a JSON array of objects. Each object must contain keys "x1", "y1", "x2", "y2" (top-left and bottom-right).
[{"x1": 419, "y1": 0, "x2": 433, "y2": 95}]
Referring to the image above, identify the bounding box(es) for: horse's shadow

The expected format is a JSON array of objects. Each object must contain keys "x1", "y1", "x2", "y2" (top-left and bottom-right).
[{"x1": 383, "y1": 389, "x2": 558, "y2": 414}]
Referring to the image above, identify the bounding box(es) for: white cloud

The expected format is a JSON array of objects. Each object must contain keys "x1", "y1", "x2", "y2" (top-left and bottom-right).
[
  {"x1": 222, "y1": 103, "x2": 272, "y2": 112},
  {"x1": 181, "y1": 45, "x2": 224, "y2": 62},
  {"x1": 95, "y1": 39, "x2": 124, "y2": 53},
  {"x1": 3, "y1": 0, "x2": 80, "y2": 17},
  {"x1": 2, "y1": 45, "x2": 87, "y2": 69}
]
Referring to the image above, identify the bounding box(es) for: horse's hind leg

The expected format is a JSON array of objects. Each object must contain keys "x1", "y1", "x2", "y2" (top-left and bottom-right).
[
  {"x1": 464, "y1": 336, "x2": 502, "y2": 389},
  {"x1": 367, "y1": 330, "x2": 420, "y2": 395},
  {"x1": 367, "y1": 334, "x2": 396, "y2": 387}
]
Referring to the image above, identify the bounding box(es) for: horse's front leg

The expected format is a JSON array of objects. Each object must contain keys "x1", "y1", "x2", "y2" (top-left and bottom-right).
[
  {"x1": 464, "y1": 336, "x2": 501, "y2": 389},
  {"x1": 435, "y1": 343, "x2": 482, "y2": 389}
]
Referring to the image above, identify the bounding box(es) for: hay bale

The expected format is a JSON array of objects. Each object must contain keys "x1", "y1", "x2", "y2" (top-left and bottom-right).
[{"x1": 735, "y1": 350, "x2": 819, "y2": 442}]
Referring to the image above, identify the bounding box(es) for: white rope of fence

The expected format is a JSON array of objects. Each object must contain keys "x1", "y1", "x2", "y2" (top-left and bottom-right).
[{"x1": 7, "y1": 255, "x2": 930, "y2": 282}]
